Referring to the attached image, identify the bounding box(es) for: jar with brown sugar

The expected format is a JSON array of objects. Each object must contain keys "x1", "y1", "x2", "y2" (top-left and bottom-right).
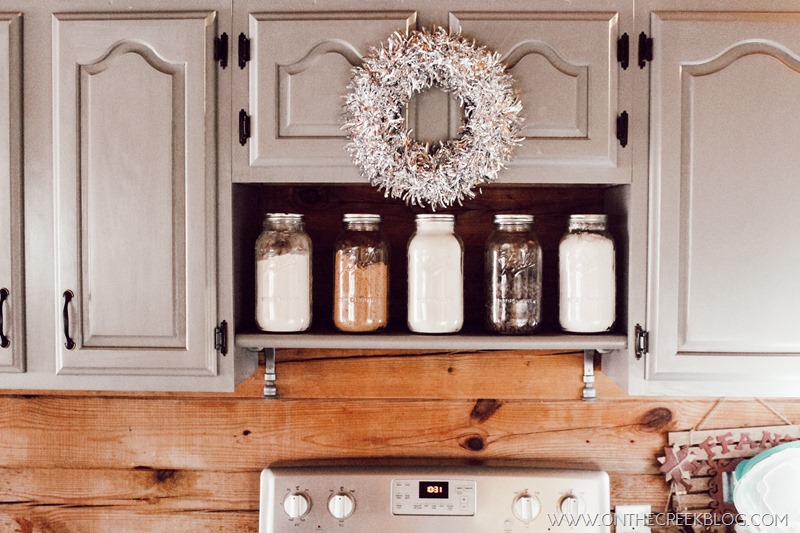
[{"x1": 333, "y1": 214, "x2": 389, "y2": 332}]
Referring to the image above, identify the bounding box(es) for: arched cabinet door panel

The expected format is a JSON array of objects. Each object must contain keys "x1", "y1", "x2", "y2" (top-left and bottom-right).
[
  {"x1": 644, "y1": 3, "x2": 800, "y2": 395},
  {"x1": 51, "y1": 11, "x2": 222, "y2": 382},
  {"x1": 236, "y1": 9, "x2": 418, "y2": 183},
  {"x1": 450, "y1": 8, "x2": 631, "y2": 185}
]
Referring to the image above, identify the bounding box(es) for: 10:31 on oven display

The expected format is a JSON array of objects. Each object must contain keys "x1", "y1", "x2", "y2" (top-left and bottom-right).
[{"x1": 418, "y1": 481, "x2": 449, "y2": 499}]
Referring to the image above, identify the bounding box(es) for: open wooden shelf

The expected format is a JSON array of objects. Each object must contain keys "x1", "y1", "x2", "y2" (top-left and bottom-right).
[{"x1": 236, "y1": 331, "x2": 627, "y2": 352}]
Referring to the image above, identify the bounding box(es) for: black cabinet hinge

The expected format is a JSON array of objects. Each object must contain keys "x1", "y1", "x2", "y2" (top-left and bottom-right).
[
  {"x1": 214, "y1": 320, "x2": 228, "y2": 356},
  {"x1": 638, "y1": 32, "x2": 653, "y2": 68},
  {"x1": 238, "y1": 33, "x2": 251, "y2": 69},
  {"x1": 616, "y1": 111, "x2": 629, "y2": 148},
  {"x1": 239, "y1": 110, "x2": 251, "y2": 146},
  {"x1": 635, "y1": 324, "x2": 649, "y2": 360},
  {"x1": 617, "y1": 33, "x2": 630, "y2": 70},
  {"x1": 213, "y1": 32, "x2": 228, "y2": 69}
]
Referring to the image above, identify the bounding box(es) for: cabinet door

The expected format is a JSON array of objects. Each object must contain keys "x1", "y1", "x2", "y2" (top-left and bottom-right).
[
  {"x1": 451, "y1": 7, "x2": 631, "y2": 184},
  {"x1": 646, "y1": 3, "x2": 800, "y2": 394},
  {"x1": 52, "y1": 12, "x2": 220, "y2": 377},
  {"x1": 235, "y1": 9, "x2": 418, "y2": 183},
  {"x1": 234, "y1": 2, "x2": 631, "y2": 185},
  {"x1": 0, "y1": 14, "x2": 23, "y2": 373}
]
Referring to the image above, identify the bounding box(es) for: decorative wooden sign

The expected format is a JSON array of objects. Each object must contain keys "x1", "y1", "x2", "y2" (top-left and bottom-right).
[{"x1": 659, "y1": 424, "x2": 799, "y2": 516}]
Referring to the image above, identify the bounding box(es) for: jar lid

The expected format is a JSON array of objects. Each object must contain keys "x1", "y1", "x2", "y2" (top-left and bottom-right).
[
  {"x1": 342, "y1": 213, "x2": 381, "y2": 223},
  {"x1": 266, "y1": 213, "x2": 303, "y2": 221},
  {"x1": 415, "y1": 214, "x2": 454, "y2": 221},
  {"x1": 567, "y1": 214, "x2": 608, "y2": 231},
  {"x1": 568, "y1": 214, "x2": 607, "y2": 223},
  {"x1": 494, "y1": 214, "x2": 534, "y2": 224}
]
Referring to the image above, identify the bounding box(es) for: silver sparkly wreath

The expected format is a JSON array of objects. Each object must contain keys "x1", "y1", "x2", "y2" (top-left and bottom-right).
[{"x1": 343, "y1": 28, "x2": 523, "y2": 209}]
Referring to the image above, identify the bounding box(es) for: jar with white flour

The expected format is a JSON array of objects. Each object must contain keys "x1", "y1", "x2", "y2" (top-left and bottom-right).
[
  {"x1": 407, "y1": 214, "x2": 463, "y2": 333},
  {"x1": 255, "y1": 213, "x2": 312, "y2": 332},
  {"x1": 558, "y1": 214, "x2": 615, "y2": 333}
]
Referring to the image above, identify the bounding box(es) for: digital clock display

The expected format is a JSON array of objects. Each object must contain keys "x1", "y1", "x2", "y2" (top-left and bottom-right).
[{"x1": 419, "y1": 481, "x2": 449, "y2": 499}]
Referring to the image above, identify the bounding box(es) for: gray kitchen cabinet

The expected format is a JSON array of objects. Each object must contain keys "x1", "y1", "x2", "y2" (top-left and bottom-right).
[
  {"x1": 0, "y1": 13, "x2": 24, "y2": 373},
  {"x1": 0, "y1": 0, "x2": 256, "y2": 391},
  {"x1": 7, "y1": 0, "x2": 797, "y2": 396},
  {"x1": 232, "y1": 0, "x2": 632, "y2": 186},
  {"x1": 230, "y1": 0, "x2": 634, "y2": 399},
  {"x1": 605, "y1": 0, "x2": 800, "y2": 396}
]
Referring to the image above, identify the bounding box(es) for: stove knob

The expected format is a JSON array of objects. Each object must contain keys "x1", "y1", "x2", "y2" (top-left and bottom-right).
[
  {"x1": 282, "y1": 492, "x2": 311, "y2": 519},
  {"x1": 559, "y1": 494, "x2": 585, "y2": 516},
  {"x1": 512, "y1": 494, "x2": 541, "y2": 522},
  {"x1": 328, "y1": 492, "x2": 356, "y2": 519}
]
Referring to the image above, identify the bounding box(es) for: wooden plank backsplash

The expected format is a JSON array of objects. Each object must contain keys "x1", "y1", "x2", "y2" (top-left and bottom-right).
[{"x1": 1, "y1": 350, "x2": 799, "y2": 531}]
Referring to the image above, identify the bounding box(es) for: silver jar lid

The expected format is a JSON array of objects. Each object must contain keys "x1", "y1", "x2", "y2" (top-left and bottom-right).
[
  {"x1": 266, "y1": 213, "x2": 303, "y2": 221},
  {"x1": 342, "y1": 213, "x2": 381, "y2": 223},
  {"x1": 569, "y1": 214, "x2": 607, "y2": 222},
  {"x1": 494, "y1": 214, "x2": 534, "y2": 224},
  {"x1": 568, "y1": 214, "x2": 608, "y2": 229},
  {"x1": 415, "y1": 214, "x2": 454, "y2": 221}
]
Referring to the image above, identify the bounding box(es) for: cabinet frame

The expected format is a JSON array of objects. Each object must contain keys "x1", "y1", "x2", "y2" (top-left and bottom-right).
[
  {"x1": 0, "y1": 0, "x2": 254, "y2": 392},
  {"x1": 0, "y1": 12, "x2": 25, "y2": 373},
  {"x1": 604, "y1": 0, "x2": 800, "y2": 397},
  {"x1": 228, "y1": 0, "x2": 639, "y2": 400}
]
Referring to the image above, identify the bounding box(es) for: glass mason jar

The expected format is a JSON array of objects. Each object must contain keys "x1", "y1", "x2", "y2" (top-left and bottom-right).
[
  {"x1": 407, "y1": 214, "x2": 464, "y2": 334},
  {"x1": 255, "y1": 213, "x2": 312, "y2": 332},
  {"x1": 485, "y1": 214, "x2": 543, "y2": 334},
  {"x1": 333, "y1": 214, "x2": 389, "y2": 333},
  {"x1": 558, "y1": 214, "x2": 616, "y2": 333}
]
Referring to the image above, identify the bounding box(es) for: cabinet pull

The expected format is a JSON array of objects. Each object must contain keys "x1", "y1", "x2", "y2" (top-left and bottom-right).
[
  {"x1": 0, "y1": 288, "x2": 9, "y2": 348},
  {"x1": 62, "y1": 290, "x2": 76, "y2": 350}
]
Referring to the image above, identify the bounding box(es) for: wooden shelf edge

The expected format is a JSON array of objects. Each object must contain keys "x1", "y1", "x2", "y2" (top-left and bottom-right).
[{"x1": 235, "y1": 332, "x2": 628, "y2": 352}]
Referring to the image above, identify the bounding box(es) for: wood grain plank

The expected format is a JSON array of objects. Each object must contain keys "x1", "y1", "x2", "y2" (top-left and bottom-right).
[
  {"x1": 0, "y1": 467, "x2": 669, "y2": 509},
  {"x1": 0, "y1": 469, "x2": 664, "y2": 533},
  {"x1": 611, "y1": 474, "x2": 671, "y2": 510},
  {"x1": 0, "y1": 396, "x2": 760, "y2": 472},
  {"x1": 0, "y1": 468, "x2": 665, "y2": 527},
  {"x1": 0, "y1": 468, "x2": 256, "y2": 511},
  {"x1": 274, "y1": 349, "x2": 629, "y2": 399},
  {"x1": 0, "y1": 509, "x2": 257, "y2": 533},
  {"x1": 0, "y1": 469, "x2": 670, "y2": 519},
  {"x1": 673, "y1": 492, "x2": 715, "y2": 510}
]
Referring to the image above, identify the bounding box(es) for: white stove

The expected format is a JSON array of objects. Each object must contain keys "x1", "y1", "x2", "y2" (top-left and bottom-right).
[{"x1": 259, "y1": 465, "x2": 610, "y2": 532}]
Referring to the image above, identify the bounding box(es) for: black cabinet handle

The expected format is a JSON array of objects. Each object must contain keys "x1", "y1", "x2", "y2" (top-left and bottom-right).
[
  {"x1": 0, "y1": 288, "x2": 9, "y2": 348},
  {"x1": 63, "y1": 290, "x2": 76, "y2": 350}
]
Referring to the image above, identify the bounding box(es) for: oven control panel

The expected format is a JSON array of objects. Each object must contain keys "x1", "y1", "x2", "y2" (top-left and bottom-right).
[
  {"x1": 392, "y1": 478, "x2": 476, "y2": 516},
  {"x1": 259, "y1": 465, "x2": 610, "y2": 532}
]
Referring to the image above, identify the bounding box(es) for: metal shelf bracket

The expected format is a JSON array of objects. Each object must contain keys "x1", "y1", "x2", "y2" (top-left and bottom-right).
[
  {"x1": 582, "y1": 349, "x2": 597, "y2": 401},
  {"x1": 263, "y1": 348, "x2": 277, "y2": 398}
]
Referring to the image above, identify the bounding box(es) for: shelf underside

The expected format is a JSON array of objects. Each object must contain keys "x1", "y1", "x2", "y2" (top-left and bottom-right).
[{"x1": 236, "y1": 332, "x2": 627, "y2": 352}]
